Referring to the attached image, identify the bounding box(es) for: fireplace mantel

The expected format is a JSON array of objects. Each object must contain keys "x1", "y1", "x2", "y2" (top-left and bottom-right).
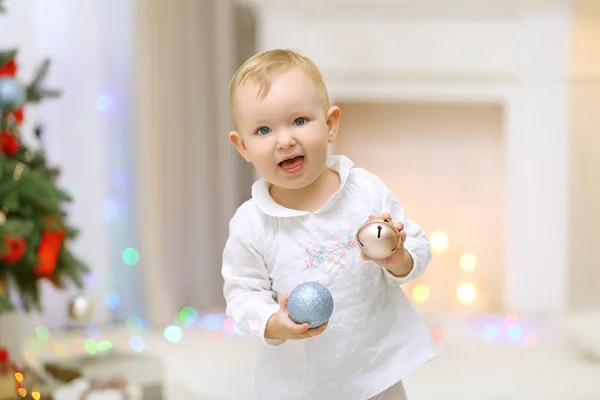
[
  {"x1": 240, "y1": 0, "x2": 570, "y2": 101},
  {"x1": 238, "y1": 0, "x2": 575, "y2": 315}
]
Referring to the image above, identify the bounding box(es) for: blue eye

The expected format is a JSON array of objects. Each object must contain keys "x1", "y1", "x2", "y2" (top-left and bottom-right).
[
  {"x1": 257, "y1": 127, "x2": 271, "y2": 135},
  {"x1": 294, "y1": 117, "x2": 306, "y2": 126}
]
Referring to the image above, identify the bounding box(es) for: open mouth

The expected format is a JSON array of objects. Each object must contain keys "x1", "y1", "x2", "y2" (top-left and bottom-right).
[{"x1": 279, "y1": 156, "x2": 305, "y2": 174}]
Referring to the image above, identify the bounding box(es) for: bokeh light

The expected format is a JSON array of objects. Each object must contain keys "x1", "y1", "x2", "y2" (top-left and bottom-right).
[
  {"x1": 26, "y1": 339, "x2": 43, "y2": 354},
  {"x1": 222, "y1": 318, "x2": 236, "y2": 336},
  {"x1": 457, "y1": 282, "x2": 477, "y2": 305},
  {"x1": 202, "y1": 314, "x2": 221, "y2": 331},
  {"x1": 482, "y1": 324, "x2": 500, "y2": 341},
  {"x1": 412, "y1": 284, "x2": 430, "y2": 303},
  {"x1": 126, "y1": 315, "x2": 147, "y2": 333},
  {"x1": 96, "y1": 94, "x2": 112, "y2": 112},
  {"x1": 459, "y1": 253, "x2": 477, "y2": 272},
  {"x1": 104, "y1": 291, "x2": 120, "y2": 310},
  {"x1": 122, "y1": 247, "x2": 140, "y2": 265},
  {"x1": 102, "y1": 199, "x2": 121, "y2": 220},
  {"x1": 84, "y1": 339, "x2": 98, "y2": 355},
  {"x1": 507, "y1": 324, "x2": 523, "y2": 341},
  {"x1": 179, "y1": 306, "x2": 198, "y2": 325},
  {"x1": 233, "y1": 324, "x2": 245, "y2": 336},
  {"x1": 430, "y1": 230, "x2": 449, "y2": 253},
  {"x1": 163, "y1": 325, "x2": 183, "y2": 343},
  {"x1": 97, "y1": 340, "x2": 113, "y2": 352},
  {"x1": 477, "y1": 315, "x2": 536, "y2": 347},
  {"x1": 129, "y1": 336, "x2": 145, "y2": 352},
  {"x1": 35, "y1": 326, "x2": 49, "y2": 342}
]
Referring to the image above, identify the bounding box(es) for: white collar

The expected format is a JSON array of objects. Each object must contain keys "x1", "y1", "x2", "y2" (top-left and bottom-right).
[{"x1": 251, "y1": 155, "x2": 355, "y2": 218}]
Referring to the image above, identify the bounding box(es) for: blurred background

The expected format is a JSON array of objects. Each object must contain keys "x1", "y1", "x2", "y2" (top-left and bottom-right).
[{"x1": 1, "y1": 0, "x2": 599, "y2": 398}]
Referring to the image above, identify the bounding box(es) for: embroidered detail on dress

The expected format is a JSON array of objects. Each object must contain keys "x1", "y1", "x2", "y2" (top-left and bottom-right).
[{"x1": 305, "y1": 234, "x2": 356, "y2": 267}]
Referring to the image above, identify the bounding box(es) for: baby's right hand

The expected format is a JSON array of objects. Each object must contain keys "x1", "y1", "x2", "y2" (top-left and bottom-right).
[{"x1": 265, "y1": 293, "x2": 328, "y2": 340}]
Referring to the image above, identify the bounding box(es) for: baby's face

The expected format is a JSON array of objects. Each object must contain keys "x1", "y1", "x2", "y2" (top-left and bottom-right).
[{"x1": 230, "y1": 68, "x2": 338, "y2": 191}]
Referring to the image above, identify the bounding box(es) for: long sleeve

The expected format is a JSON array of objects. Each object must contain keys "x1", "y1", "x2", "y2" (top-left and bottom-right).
[
  {"x1": 221, "y1": 206, "x2": 284, "y2": 346},
  {"x1": 361, "y1": 170, "x2": 432, "y2": 285},
  {"x1": 381, "y1": 215, "x2": 432, "y2": 285}
]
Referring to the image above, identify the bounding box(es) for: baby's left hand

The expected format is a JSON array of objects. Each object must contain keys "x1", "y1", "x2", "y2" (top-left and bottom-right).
[{"x1": 359, "y1": 212, "x2": 411, "y2": 276}]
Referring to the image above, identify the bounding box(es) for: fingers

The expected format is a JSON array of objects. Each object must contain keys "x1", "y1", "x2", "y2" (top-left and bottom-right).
[
  {"x1": 280, "y1": 293, "x2": 289, "y2": 311},
  {"x1": 283, "y1": 315, "x2": 310, "y2": 334},
  {"x1": 369, "y1": 213, "x2": 396, "y2": 224},
  {"x1": 295, "y1": 322, "x2": 328, "y2": 339},
  {"x1": 400, "y1": 229, "x2": 407, "y2": 244},
  {"x1": 291, "y1": 322, "x2": 311, "y2": 334}
]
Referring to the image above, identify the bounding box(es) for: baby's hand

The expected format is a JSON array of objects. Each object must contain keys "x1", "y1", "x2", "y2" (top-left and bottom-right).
[
  {"x1": 360, "y1": 212, "x2": 411, "y2": 276},
  {"x1": 265, "y1": 293, "x2": 328, "y2": 340}
]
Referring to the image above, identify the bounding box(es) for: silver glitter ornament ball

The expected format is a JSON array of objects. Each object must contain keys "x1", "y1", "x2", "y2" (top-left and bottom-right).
[
  {"x1": 287, "y1": 282, "x2": 334, "y2": 328},
  {"x1": 0, "y1": 77, "x2": 26, "y2": 112},
  {"x1": 67, "y1": 295, "x2": 94, "y2": 321},
  {"x1": 356, "y1": 218, "x2": 401, "y2": 260}
]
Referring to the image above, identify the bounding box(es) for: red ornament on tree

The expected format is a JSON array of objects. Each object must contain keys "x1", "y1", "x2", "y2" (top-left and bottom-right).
[
  {"x1": 0, "y1": 348, "x2": 8, "y2": 364},
  {"x1": 0, "y1": 59, "x2": 17, "y2": 77},
  {"x1": 9, "y1": 107, "x2": 24, "y2": 124},
  {"x1": 0, "y1": 131, "x2": 19, "y2": 156},
  {"x1": 0, "y1": 235, "x2": 26, "y2": 264},
  {"x1": 34, "y1": 227, "x2": 65, "y2": 277}
]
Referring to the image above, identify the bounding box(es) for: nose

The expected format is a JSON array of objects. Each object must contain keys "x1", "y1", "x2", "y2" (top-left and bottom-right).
[{"x1": 275, "y1": 129, "x2": 296, "y2": 150}]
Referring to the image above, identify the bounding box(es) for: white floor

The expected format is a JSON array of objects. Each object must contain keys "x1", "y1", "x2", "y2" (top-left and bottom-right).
[{"x1": 37, "y1": 314, "x2": 600, "y2": 400}]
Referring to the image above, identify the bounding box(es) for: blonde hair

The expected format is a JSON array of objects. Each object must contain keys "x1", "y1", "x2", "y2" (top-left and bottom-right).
[{"x1": 229, "y1": 49, "x2": 331, "y2": 112}]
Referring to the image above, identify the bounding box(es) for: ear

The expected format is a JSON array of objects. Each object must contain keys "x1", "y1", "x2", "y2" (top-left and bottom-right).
[
  {"x1": 326, "y1": 106, "x2": 341, "y2": 143},
  {"x1": 229, "y1": 131, "x2": 251, "y2": 162}
]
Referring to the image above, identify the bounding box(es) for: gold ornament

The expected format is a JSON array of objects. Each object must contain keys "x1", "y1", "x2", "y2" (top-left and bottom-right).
[
  {"x1": 0, "y1": 211, "x2": 5, "y2": 225},
  {"x1": 13, "y1": 162, "x2": 25, "y2": 180},
  {"x1": 355, "y1": 218, "x2": 401, "y2": 260},
  {"x1": 67, "y1": 295, "x2": 94, "y2": 321}
]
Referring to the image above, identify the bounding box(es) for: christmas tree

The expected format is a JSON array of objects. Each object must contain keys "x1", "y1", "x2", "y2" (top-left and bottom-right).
[{"x1": 0, "y1": 0, "x2": 88, "y2": 313}]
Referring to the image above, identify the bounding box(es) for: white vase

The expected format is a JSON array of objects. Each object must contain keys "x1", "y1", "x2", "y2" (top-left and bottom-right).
[{"x1": 0, "y1": 311, "x2": 24, "y2": 366}]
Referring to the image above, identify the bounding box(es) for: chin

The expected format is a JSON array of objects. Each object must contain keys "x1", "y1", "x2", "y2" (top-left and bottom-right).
[
  {"x1": 278, "y1": 174, "x2": 322, "y2": 191},
  {"x1": 272, "y1": 179, "x2": 311, "y2": 191}
]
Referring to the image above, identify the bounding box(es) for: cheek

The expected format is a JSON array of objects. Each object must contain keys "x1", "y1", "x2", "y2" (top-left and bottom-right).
[
  {"x1": 303, "y1": 126, "x2": 331, "y2": 148},
  {"x1": 246, "y1": 141, "x2": 272, "y2": 164}
]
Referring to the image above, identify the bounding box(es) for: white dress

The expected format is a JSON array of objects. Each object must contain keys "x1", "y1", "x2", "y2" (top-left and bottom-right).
[{"x1": 222, "y1": 155, "x2": 437, "y2": 400}]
